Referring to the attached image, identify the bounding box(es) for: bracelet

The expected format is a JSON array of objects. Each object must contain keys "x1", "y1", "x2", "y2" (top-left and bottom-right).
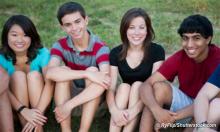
[{"x1": 17, "y1": 105, "x2": 26, "y2": 113}]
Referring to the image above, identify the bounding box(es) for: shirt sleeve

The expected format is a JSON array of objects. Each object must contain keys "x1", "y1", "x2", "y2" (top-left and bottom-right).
[
  {"x1": 158, "y1": 51, "x2": 181, "y2": 82},
  {"x1": 0, "y1": 54, "x2": 14, "y2": 76},
  {"x1": 50, "y1": 42, "x2": 64, "y2": 62},
  {"x1": 110, "y1": 46, "x2": 120, "y2": 66},
  {"x1": 151, "y1": 43, "x2": 165, "y2": 62},
  {"x1": 208, "y1": 64, "x2": 220, "y2": 88},
  {"x1": 39, "y1": 48, "x2": 50, "y2": 69},
  {"x1": 96, "y1": 45, "x2": 110, "y2": 66}
]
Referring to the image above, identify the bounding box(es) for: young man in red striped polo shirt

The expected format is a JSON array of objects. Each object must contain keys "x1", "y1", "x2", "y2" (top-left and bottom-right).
[{"x1": 46, "y1": 2, "x2": 110, "y2": 132}]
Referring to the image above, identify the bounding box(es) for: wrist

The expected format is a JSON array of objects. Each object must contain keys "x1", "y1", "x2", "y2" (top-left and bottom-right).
[{"x1": 17, "y1": 105, "x2": 27, "y2": 114}]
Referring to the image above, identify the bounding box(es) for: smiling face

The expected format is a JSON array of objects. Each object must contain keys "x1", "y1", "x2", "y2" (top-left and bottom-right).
[
  {"x1": 61, "y1": 11, "x2": 88, "y2": 41},
  {"x1": 126, "y1": 16, "x2": 147, "y2": 46},
  {"x1": 181, "y1": 32, "x2": 211, "y2": 62},
  {"x1": 8, "y1": 24, "x2": 31, "y2": 54}
]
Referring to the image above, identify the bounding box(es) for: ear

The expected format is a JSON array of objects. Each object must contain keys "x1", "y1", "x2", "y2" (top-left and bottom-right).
[
  {"x1": 206, "y1": 36, "x2": 212, "y2": 45},
  {"x1": 85, "y1": 16, "x2": 89, "y2": 26},
  {"x1": 60, "y1": 24, "x2": 67, "y2": 32}
]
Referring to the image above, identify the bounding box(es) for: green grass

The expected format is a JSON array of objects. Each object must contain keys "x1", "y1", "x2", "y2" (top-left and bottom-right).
[{"x1": 1, "y1": 0, "x2": 220, "y2": 131}]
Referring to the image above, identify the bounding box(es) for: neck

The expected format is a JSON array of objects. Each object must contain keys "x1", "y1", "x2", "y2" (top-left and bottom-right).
[
  {"x1": 195, "y1": 46, "x2": 209, "y2": 63},
  {"x1": 128, "y1": 44, "x2": 143, "y2": 52},
  {"x1": 72, "y1": 31, "x2": 89, "y2": 50},
  {"x1": 15, "y1": 51, "x2": 27, "y2": 58}
]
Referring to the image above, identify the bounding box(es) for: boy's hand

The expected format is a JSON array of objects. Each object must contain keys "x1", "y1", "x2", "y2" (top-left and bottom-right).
[
  {"x1": 153, "y1": 108, "x2": 177, "y2": 124},
  {"x1": 86, "y1": 71, "x2": 110, "y2": 89}
]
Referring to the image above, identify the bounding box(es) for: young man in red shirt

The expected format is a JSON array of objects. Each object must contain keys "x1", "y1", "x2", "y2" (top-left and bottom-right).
[{"x1": 139, "y1": 14, "x2": 220, "y2": 131}]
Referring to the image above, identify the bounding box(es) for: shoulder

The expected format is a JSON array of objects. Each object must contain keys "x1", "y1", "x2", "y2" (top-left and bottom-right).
[
  {"x1": 38, "y1": 47, "x2": 49, "y2": 54},
  {"x1": 52, "y1": 37, "x2": 68, "y2": 49},
  {"x1": 150, "y1": 43, "x2": 165, "y2": 53},
  {"x1": 150, "y1": 43, "x2": 164, "y2": 49},
  {"x1": 111, "y1": 45, "x2": 122, "y2": 53},
  {"x1": 209, "y1": 44, "x2": 220, "y2": 53}
]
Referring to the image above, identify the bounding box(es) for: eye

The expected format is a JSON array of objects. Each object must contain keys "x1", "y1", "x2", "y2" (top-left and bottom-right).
[
  {"x1": 75, "y1": 19, "x2": 81, "y2": 24},
  {"x1": 128, "y1": 26, "x2": 135, "y2": 29},
  {"x1": 63, "y1": 23, "x2": 71, "y2": 27},
  {"x1": 139, "y1": 25, "x2": 146, "y2": 29},
  {"x1": 182, "y1": 36, "x2": 188, "y2": 41},
  {"x1": 11, "y1": 33, "x2": 17, "y2": 36}
]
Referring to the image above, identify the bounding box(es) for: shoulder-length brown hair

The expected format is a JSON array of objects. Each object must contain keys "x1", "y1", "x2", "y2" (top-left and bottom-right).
[{"x1": 119, "y1": 8, "x2": 155, "y2": 61}]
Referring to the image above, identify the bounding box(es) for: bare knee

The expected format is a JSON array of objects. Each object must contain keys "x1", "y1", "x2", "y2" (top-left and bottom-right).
[
  {"x1": 117, "y1": 83, "x2": 131, "y2": 96},
  {"x1": 27, "y1": 71, "x2": 42, "y2": 80},
  {"x1": 153, "y1": 81, "x2": 172, "y2": 105},
  {"x1": 130, "y1": 81, "x2": 142, "y2": 94}
]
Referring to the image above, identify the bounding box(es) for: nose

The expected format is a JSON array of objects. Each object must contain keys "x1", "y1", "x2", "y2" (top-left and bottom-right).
[
  {"x1": 186, "y1": 38, "x2": 194, "y2": 47},
  {"x1": 134, "y1": 28, "x2": 140, "y2": 35},
  {"x1": 17, "y1": 36, "x2": 24, "y2": 42},
  {"x1": 71, "y1": 24, "x2": 77, "y2": 31}
]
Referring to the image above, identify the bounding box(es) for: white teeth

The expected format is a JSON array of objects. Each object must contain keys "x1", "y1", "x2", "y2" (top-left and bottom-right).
[
  {"x1": 15, "y1": 44, "x2": 24, "y2": 48},
  {"x1": 188, "y1": 49, "x2": 196, "y2": 54}
]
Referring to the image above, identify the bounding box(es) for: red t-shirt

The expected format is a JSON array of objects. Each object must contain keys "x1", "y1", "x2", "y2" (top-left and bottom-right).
[{"x1": 158, "y1": 45, "x2": 220, "y2": 98}]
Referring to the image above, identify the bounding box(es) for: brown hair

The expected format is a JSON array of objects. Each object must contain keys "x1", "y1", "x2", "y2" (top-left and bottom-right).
[{"x1": 119, "y1": 8, "x2": 155, "y2": 61}]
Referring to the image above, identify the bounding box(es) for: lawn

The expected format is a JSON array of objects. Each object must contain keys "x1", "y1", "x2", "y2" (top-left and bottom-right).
[{"x1": 1, "y1": 0, "x2": 220, "y2": 131}]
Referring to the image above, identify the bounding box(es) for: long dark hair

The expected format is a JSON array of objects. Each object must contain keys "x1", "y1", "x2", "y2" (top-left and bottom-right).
[
  {"x1": 0, "y1": 15, "x2": 43, "y2": 64},
  {"x1": 119, "y1": 8, "x2": 155, "y2": 61}
]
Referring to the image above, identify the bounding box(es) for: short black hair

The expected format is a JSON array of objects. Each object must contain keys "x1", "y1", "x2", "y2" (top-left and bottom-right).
[
  {"x1": 57, "y1": 2, "x2": 86, "y2": 25},
  {"x1": 178, "y1": 14, "x2": 213, "y2": 39}
]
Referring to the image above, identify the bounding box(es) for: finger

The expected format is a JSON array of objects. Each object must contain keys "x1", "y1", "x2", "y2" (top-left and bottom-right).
[
  {"x1": 22, "y1": 123, "x2": 33, "y2": 132},
  {"x1": 30, "y1": 121, "x2": 37, "y2": 127},
  {"x1": 33, "y1": 109, "x2": 42, "y2": 114},
  {"x1": 36, "y1": 114, "x2": 47, "y2": 121},
  {"x1": 33, "y1": 119, "x2": 44, "y2": 126},
  {"x1": 123, "y1": 111, "x2": 129, "y2": 120},
  {"x1": 168, "y1": 111, "x2": 177, "y2": 116}
]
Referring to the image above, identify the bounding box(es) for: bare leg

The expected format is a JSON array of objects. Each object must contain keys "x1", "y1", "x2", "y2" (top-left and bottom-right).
[
  {"x1": 0, "y1": 67, "x2": 13, "y2": 132},
  {"x1": 139, "y1": 81, "x2": 172, "y2": 132},
  {"x1": 0, "y1": 91, "x2": 14, "y2": 132},
  {"x1": 207, "y1": 98, "x2": 220, "y2": 130},
  {"x1": 123, "y1": 81, "x2": 143, "y2": 132},
  {"x1": 79, "y1": 67, "x2": 105, "y2": 132},
  {"x1": 109, "y1": 83, "x2": 130, "y2": 132},
  {"x1": 54, "y1": 81, "x2": 71, "y2": 132},
  {"x1": 27, "y1": 71, "x2": 44, "y2": 132},
  {"x1": 10, "y1": 71, "x2": 29, "y2": 127}
]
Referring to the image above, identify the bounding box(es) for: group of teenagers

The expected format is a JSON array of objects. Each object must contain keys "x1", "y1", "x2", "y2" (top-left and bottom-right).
[{"x1": 1, "y1": 1, "x2": 220, "y2": 132}]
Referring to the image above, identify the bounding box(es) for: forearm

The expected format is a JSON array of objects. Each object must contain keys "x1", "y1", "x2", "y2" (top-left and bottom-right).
[
  {"x1": 68, "y1": 83, "x2": 105, "y2": 109},
  {"x1": 8, "y1": 90, "x2": 23, "y2": 110},
  {"x1": 194, "y1": 96, "x2": 209, "y2": 123},
  {"x1": 46, "y1": 67, "x2": 87, "y2": 82},
  {"x1": 36, "y1": 80, "x2": 54, "y2": 112},
  {"x1": 175, "y1": 104, "x2": 193, "y2": 120}
]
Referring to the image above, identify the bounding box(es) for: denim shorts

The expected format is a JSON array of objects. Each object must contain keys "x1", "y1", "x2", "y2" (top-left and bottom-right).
[{"x1": 170, "y1": 85, "x2": 194, "y2": 124}]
